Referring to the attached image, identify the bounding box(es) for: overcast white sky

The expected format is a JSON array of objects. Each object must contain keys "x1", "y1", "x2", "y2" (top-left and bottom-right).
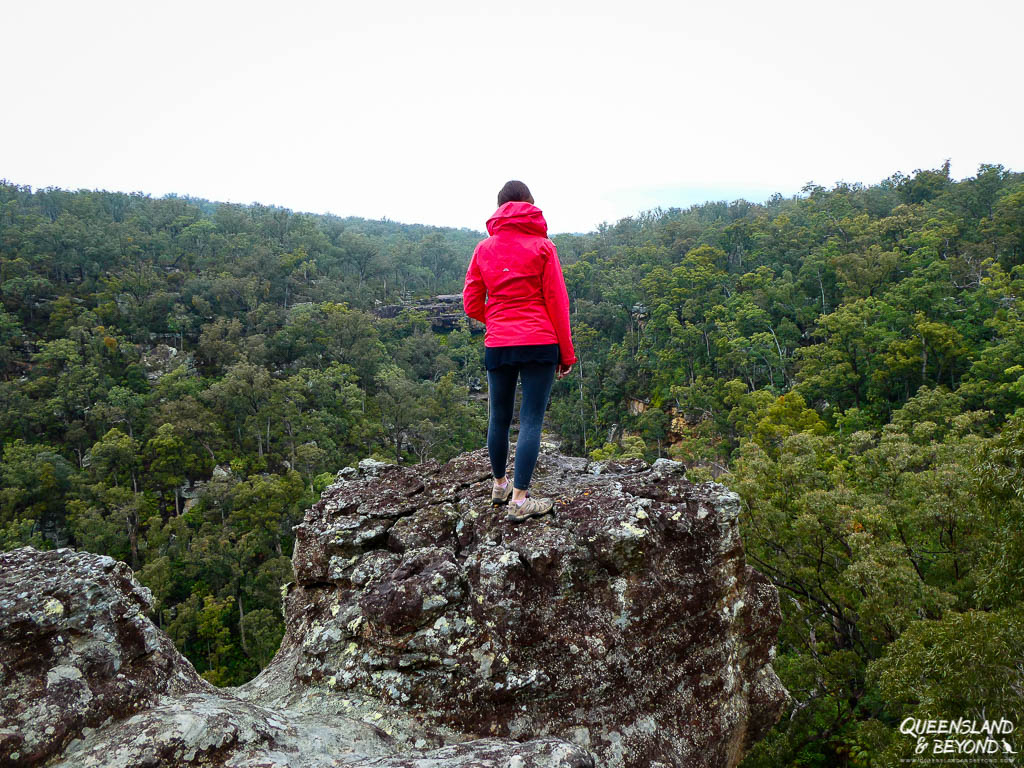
[{"x1": 3, "y1": 1, "x2": 1022, "y2": 234}]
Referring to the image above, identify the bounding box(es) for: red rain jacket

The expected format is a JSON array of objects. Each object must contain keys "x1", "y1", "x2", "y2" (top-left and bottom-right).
[{"x1": 462, "y1": 202, "x2": 577, "y2": 366}]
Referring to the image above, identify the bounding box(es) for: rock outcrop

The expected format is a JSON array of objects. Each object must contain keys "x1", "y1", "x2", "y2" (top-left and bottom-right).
[
  {"x1": 373, "y1": 295, "x2": 485, "y2": 333},
  {"x1": 0, "y1": 549, "x2": 211, "y2": 765},
  {"x1": 0, "y1": 446, "x2": 787, "y2": 767}
]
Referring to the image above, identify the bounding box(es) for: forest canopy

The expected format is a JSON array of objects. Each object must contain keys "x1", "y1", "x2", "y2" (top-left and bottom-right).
[{"x1": 2, "y1": 161, "x2": 1023, "y2": 766}]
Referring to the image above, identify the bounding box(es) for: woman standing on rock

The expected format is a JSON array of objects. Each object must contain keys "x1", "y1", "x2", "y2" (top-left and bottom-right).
[{"x1": 462, "y1": 180, "x2": 577, "y2": 522}]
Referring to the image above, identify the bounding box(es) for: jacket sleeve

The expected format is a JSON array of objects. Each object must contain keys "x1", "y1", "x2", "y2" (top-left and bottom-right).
[
  {"x1": 462, "y1": 246, "x2": 486, "y2": 322},
  {"x1": 541, "y1": 242, "x2": 577, "y2": 366}
]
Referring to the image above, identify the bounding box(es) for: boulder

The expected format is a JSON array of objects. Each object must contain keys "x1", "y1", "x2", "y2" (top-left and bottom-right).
[
  {"x1": 0, "y1": 446, "x2": 787, "y2": 767},
  {"x1": 0, "y1": 548, "x2": 210, "y2": 766}
]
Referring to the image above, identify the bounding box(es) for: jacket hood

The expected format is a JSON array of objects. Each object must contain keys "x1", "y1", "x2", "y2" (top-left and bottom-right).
[{"x1": 485, "y1": 201, "x2": 548, "y2": 237}]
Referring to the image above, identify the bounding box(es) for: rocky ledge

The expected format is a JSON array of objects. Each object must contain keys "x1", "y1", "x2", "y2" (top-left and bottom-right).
[{"x1": 0, "y1": 446, "x2": 787, "y2": 768}]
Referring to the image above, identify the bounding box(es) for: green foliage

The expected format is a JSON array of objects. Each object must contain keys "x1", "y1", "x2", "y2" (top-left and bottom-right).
[
  {"x1": 3, "y1": 166, "x2": 1024, "y2": 765},
  {"x1": 241, "y1": 608, "x2": 286, "y2": 669},
  {"x1": 0, "y1": 182, "x2": 488, "y2": 685},
  {"x1": 1, "y1": 438, "x2": 75, "y2": 531},
  {"x1": 729, "y1": 396, "x2": 1015, "y2": 766},
  {"x1": 870, "y1": 606, "x2": 1024, "y2": 724},
  {"x1": 589, "y1": 435, "x2": 646, "y2": 460}
]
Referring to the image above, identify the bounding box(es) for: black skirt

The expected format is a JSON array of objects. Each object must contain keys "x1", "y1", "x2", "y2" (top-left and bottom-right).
[{"x1": 484, "y1": 343, "x2": 559, "y2": 371}]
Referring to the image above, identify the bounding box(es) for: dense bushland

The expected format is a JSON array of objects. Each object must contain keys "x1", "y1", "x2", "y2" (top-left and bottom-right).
[{"x1": 2, "y1": 162, "x2": 1022, "y2": 765}]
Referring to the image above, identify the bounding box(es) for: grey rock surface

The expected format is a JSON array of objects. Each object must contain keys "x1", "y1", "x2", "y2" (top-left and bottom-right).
[
  {"x1": 0, "y1": 548, "x2": 210, "y2": 766},
  {"x1": 0, "y1": 445, "x2": 787, "y2": 767}
]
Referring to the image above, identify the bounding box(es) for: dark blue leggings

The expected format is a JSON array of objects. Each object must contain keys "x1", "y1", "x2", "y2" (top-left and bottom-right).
[{"x1": 487, "y1": 362, "x2": 556, "y2": 490}]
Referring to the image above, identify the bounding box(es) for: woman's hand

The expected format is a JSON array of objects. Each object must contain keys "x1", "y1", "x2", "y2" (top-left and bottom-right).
[{"x1": 556, "y1": 362, "x2": 573, "y2": 380}]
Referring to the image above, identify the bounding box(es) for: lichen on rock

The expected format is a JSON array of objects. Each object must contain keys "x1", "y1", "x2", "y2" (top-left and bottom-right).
[{"x1": 0, "y1": 445, "x2": 787, "y2": 767}]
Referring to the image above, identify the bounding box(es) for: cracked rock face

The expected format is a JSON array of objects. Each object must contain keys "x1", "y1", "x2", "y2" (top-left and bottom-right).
[
  {"x1": 0, "y1": 548, "x2": 211, "y2": 766},
  {"x1": 0, "y1": 446, "x2": 786, "y2": 767},
  {"x1": 258, "y1": 446, "x2": 788, "y2": 768}
]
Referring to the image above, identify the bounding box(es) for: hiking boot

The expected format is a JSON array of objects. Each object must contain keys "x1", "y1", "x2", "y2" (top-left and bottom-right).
[
  {"x1": 505, "y1": 494, "x2": 554, "y2": 523},
  {"x1": 491, "y1": 479, "x2": 513, "y2": 506}
]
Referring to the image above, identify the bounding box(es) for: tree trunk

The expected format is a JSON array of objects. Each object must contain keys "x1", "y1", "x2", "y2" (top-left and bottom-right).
[
  {"x1": 238, "y1": 596, "x2": 248, "y2": 656},
  {"x1": 126, "y1": 512, "x2": 140, "y2": 570}
]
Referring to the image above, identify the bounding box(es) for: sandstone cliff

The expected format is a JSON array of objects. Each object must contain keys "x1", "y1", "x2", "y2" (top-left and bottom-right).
[{"x1": 0, "y1": 446, "x2": 787, "y2": 767}]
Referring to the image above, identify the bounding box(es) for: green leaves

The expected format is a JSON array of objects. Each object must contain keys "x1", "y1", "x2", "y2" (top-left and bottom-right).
[
  {"x1": 3, "y1": 165, "x2": 1024, "y2": 731},
  {"x1": 869, "y1": 606, "x2": 1024, "y2": 725},
  {"x1": 728, "y1": 396, "x2": 1023, "y2": 765}
]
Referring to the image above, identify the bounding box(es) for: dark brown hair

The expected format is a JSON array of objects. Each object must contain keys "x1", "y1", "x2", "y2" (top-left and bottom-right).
[{"x1": 497, "y1": 180, "x2": 534, "y2": 206}]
